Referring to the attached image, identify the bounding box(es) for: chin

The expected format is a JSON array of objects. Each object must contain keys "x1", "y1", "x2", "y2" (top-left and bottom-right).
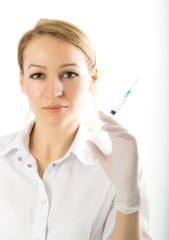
[
  {"x1": 44, "y1": 117, "x2": 70, "y2": 127},
  {"x1": 43, "y1": 114, "x2": 80, "y2": 128},
  {"x1": 35, "y1": 108, "x2": 80, "y2": 128}
]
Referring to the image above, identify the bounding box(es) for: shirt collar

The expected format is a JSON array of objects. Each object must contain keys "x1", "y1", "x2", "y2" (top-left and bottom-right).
[
  {"x1": 68, "y1": 123, "x2": 97, "y2": 166},
  {"x1": 0, "y1": 120, "x2": 35, "y2": 157},
  {"x1": 0, "y1": 120, "x2": 101, "y2": 166}
]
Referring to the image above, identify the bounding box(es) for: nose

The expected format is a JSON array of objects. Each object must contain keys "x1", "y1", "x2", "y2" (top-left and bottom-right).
[{"x1": 45, "y1": 75, "x2": 63, "y2": 98}]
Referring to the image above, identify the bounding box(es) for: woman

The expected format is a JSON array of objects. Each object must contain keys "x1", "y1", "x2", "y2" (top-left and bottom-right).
[{"x1": 0, "y1": 19, "x2": 151, "y2": 239}]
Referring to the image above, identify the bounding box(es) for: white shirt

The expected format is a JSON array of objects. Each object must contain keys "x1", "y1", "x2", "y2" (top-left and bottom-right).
[{"x1": 0, "y1": 120, "x2": 152, "y2": 240}]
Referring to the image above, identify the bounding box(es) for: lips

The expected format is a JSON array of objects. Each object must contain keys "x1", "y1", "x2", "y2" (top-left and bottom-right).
[
  {"x1": 44, "y1": 105, "x2": 68, "y2": 109},
  {"x1": 43, "y1": 104, "x2": 68, "y2": 113}
]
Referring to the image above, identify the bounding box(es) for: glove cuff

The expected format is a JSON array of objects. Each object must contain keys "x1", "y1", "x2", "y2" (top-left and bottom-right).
[{"x1": 116, "y1": 190, "x2": 141, "y2": 214}]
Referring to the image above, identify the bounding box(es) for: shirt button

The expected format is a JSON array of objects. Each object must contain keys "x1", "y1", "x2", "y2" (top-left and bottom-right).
[
  {"x1": 53, "y1": 163, "x2": 56, "y2": 167},
  {"x1": 18, "y1": 156, "x2": 22, "y2": 161},
  {"x1": 27, "y1": 163, "x2": 32, "y2": 168},
  {"x1": 41, "y1": 199, "x2": 47, "y2": 205}
]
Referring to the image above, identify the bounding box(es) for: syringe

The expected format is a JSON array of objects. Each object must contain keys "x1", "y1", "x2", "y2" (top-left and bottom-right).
[{"x1": 110, "y1": 77, "x2": 140, "y2": 115}]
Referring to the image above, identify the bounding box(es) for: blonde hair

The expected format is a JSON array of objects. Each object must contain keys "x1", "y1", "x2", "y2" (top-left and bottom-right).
[
  {"x1": 18, "y1": 18, "x2": 96, "y2": 73},
  {"x1": 17, "y1": 18, "x2": 98, "y2": 131}
]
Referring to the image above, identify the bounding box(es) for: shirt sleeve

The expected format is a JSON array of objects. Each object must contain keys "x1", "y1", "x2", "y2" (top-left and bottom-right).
[
  {"x1": 101, "y1": 200, "x2": 117, "y2": 240},
  {"x1": 139, "y1": 163, "x2": 152, "y2": 240},
  {"x1": 101, "y1": 163, "x2": 152, "y2": 240}
]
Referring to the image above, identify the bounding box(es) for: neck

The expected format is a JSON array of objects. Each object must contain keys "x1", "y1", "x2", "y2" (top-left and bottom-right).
[{"x1": 29, "y1": 118, "x2": 80, "y2": 163}]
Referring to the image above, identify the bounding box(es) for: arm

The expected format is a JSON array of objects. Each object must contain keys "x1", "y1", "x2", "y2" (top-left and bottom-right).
[
  {"x1": 112, "y1": 211, "x2": 141, "y2": 240},
  {"x1": 87, "y1": 111, "x2": 142, "y2": 239}
]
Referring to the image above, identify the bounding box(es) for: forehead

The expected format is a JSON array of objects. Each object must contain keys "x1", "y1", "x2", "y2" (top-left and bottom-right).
[{"x1": 23, "y1": 35, "x2": 87, "y2": 68}]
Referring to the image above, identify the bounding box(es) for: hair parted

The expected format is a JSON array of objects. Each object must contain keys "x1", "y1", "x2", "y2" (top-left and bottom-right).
[{"x1": 17, "y1": 18, "x2": 96, "y2": 73}]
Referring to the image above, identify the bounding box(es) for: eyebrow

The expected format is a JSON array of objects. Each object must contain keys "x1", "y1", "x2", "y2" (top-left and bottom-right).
[
  {"x1": 27, "y1": 63, "x2": 80, "y2": 70},
  {"x1": 60, "y1": 63, "x2": 80, "y2": 68},
  {"x1": 27, "y1": 64, "x2": 46, "y2": 70}
]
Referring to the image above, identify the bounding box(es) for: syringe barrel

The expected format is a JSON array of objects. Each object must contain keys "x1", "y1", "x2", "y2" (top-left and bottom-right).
[{"x1": 114, "y1": 97, "x2": 126, "y2": 112}]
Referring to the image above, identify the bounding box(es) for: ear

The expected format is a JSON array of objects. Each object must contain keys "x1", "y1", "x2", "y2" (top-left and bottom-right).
[
  {"x1": 19, "y1": 70, "x2": 26, "y2": 94},
  {"x1": 88, "y1": 67, "x2": 98, "y2": 92}
]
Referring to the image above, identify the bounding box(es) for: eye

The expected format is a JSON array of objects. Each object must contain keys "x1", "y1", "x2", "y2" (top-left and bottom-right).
[
  {"x1": 30, "y1": 73, "x2": 45, "y2": 79},
  {"x1": 62, "y1": 72, "x2": 79, "y2": 79}
]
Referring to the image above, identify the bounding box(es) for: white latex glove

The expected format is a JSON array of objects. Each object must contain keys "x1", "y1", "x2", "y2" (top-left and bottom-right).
[{"x1": 87, "y1": 111, "x2": 141, "y2": 214}]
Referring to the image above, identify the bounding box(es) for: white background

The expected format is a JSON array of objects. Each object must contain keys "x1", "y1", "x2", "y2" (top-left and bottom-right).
[{"x1": 0, "y1": 0, "x2": 168, "y2": 239}]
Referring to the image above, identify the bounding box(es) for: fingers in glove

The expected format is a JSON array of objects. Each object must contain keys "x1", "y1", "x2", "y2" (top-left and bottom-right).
[
  {"x1": 101, "y1": 123, "x2": 135, "y2": 142},
  {"x1": 115, "y1": 131, "x2": 137, "y2": 142},
  {"x1": 101, "y1": 124, "x2": 127, "y2": 133},
  {"x1": 86, "y1": 140, "x2": 106, "y2": 165},
  {"x1": 98, "y1": 110, "x2": 120, "y2": 126}
]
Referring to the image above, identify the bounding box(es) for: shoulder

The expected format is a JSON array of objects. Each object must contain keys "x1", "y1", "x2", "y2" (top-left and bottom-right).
[
  {"x1": 0, "y1": 120, "x2": 35, "y2": 157},
  {"x1": 0, "y1": 130, "x2": 22, "y2": 156},
  {"x1": 0, "y1": 130, "x2": 20, "y2": 146}
]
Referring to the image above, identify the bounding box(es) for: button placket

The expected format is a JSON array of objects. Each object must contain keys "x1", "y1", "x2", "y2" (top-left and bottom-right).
[{"x1": 32, "y1": 183, "x2": 49, "y2": 239}]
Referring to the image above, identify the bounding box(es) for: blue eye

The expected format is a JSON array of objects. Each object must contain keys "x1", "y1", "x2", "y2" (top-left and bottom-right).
[{"x1": 30, "y1": 73, "x2": 45, "y2": 79}]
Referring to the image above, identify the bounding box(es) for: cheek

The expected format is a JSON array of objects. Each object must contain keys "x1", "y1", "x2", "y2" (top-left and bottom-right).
[
  {"x1": 66, "y1": 81, "x2": 88, "y2": 105},
  {"x1": 24, "y1": 84, "x2": 41, "y2": 105}
]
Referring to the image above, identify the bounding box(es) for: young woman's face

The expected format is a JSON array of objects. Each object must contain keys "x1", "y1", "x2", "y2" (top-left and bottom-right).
[{"x1": 20, "y1": 35, "x2": 97, "y2": 127}]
